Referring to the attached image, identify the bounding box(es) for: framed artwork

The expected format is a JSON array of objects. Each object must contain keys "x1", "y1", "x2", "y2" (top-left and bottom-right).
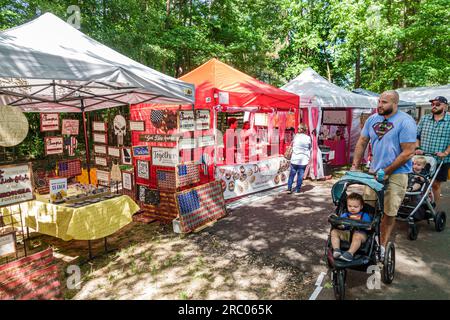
[
  {"x1": 92, "y1": 121, "x2": 107, "y2": 132},
  {"x1": 95, "y1": 156, "x2": 108, "y2": 167},
  {"x1": 40, "y1": 113, "x2": 59, "y2": 132},
  {"x1": 61, "y1": 119, "x2": 79, "y2": 135},
  {"x1": 136, "y1": 160, "x2": 150, "y2": 180},
  {"x1": 121, "y1": 147, "x2": 133, "y2": 165},
  {"x1": 322, "y1": 109, "x2": 348, "y2": 125},
  {"x1": 132, "y1": 145, "x2": 150, "y2": 157},
  {"x1": 129, "y1": 121, "x2": 145, "y2": 131},
  {"x1": 108, "y1": 146, "x2": 121, "y2": 158},
  {"x1": 94, "y1": 144, "x2": 107, "y2": 155},
  {"x1": 96, "y1": 169, "x2": 110, "y2": 186},
  {"x1": 122, "y1": 172, "x2": 133, "y2": 190},
  {"x1": 44, "y1": 136, "x2": 64, "y2": 155},
  {"x1": 93, "y1": 133, "x2": 108, "y2": 144}
]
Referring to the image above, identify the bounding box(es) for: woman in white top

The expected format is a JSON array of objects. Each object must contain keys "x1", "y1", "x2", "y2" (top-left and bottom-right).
[{"x1": 287, "y1": 123, "x2": 312, "y2": 194}]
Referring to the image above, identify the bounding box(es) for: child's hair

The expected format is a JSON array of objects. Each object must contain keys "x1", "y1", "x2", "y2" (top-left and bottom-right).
[
  {"x1": 414, "y1": 156, "x2": 427, "y2": 167},
  {"x1": 347, "y1": 192, "x2": 364, "y2": 206}
]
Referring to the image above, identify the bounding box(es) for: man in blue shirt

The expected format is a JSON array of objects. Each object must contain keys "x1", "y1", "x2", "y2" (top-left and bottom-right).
[
  {"x1": 352, "y1": 90, "x2": 417, "y2": 260},
  {"x1": 415, "y1": 96, "x2": 450, "y2": 204}
]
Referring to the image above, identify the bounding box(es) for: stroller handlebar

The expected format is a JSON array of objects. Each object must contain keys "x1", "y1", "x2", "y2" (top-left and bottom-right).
[{"x1": 328, "y1": 215, "x2": 374, "y2": 231}]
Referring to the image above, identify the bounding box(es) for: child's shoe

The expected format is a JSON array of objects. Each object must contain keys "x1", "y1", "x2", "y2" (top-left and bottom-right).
[
  {"x1": 339, "y1": 251, "x2": 353, "y2": 262},
  {"x1": 332, "y1": 248, "x2": 342, "y2": 259}
]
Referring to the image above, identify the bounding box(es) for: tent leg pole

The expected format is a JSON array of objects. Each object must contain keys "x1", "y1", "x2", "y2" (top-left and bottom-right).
[{"x1": 82, "y1": 103, "x2": 91, "y2": 184}]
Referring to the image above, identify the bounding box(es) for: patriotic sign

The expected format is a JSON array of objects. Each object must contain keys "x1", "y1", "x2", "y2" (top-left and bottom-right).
[
  {"x1": 178, "y1": 110, "x2": 195, "y2": 132},
  {"x1": 137, "y1": 160, "x2": 150, "y2": 180},
  {"x1": 150, "y1": 110, "x2": 177, "y2": 132},
  {"x1": 196, "y1": 110, "x2": 210, "y2": 130},
  {"x1": 176, "y1": 181, "x2": 226, "y2": 233},
  {"x1": 177, "y1": 163, "x2": 200, "y2": 188},
  {"x1": 44, "y1": 137, "x2": 64, "y2": 155},
  {"x1": 63, "y1": 136, "x2": 78, "y2": 156},
  {"x1": 40, "y1": 113, "x2": 59, "y2": 132},
  {"x1": 57, "y1": 159, "x2": 82, "y2": 178},
  {"x1": 157, "y1": 170, "x2": 176, "y2": 190}
]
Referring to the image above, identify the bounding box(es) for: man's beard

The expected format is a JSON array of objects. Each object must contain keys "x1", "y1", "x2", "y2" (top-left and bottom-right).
[
  {"x1": 378, "y1": 106, "x2": 394, "y2": 116},
  {"x1": 432, "y1": 107, "x2": 444, "y2": 115}
]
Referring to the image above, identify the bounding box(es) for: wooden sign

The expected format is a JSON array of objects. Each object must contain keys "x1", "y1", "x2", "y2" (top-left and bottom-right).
[
  {"x1": 95, "y1": 156, "x2": 108, "y2": 167},
  {"x1": 178, "y1": 110, "x2": 195, "y2": 132},
  {"x1": 44, "y1": 136, "x2": 64, "y2": 155},
  {"x1": 152, "y1": 147, "x2": 179, "y2": 167},
  {"x1": 197, "y1": 135, "x2": 215, "y2": 147},
  {"x1": 96, "y1": 169, "x2": 110, "y2": 186},
  {"x1": 0, "y1": 231, "x2": 17, "y2": 259},
  {"x1": 139, "y1": 134, "x2": 179, "y2": 143},
  {"x1": 93, "y1": 133, "x2": 107, "y2": 144},
  {"x1": 122, "y1": 171, "x2": 133, "y2": 190},
  {"x1": 0, "y1": 163, "x2": 34, "y2": 208},
  {"x1": 108, "y1": 146, "x2": 121, "y2": 158},
  {"x1": 92, "y1": 121, "x2": 107, "y2": 132},
  {"x1": 121, "y1": 147, "x2": 133, "y2": 165},
  {"x1": 196, "y1": 110, "x2": 210, "y2": 130},
  {"x1": 178, "y1": 137, "x2": 196, "y2": 150},
  {"x1": 61, "y1": 119, "x2": 79, "y2": 135},
  {"x1": 130, "y1": 121, "x2": 145, "y2": 131},
  {"x1": 136, "y1": 160, "x2": 150, "y2": 180},
  {"x1": 94, "y1": 144, "x2": 107, "y2": 155},
  {"x1": 133, "y1": 145, "x2": 150, "y2": 157},
  {"x1": 40, "y1": 113, "x2": 59, "y2": 132}
]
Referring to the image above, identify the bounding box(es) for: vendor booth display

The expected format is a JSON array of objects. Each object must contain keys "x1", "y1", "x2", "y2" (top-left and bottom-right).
[
  {"x1": 0, "y1": 13, "x2": 196, "y2": 261},
  {"x1": 281, "y1": 67, "x2": 377, "y2": 178}
]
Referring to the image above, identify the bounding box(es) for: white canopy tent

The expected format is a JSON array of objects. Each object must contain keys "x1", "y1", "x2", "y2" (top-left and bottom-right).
[
  {"x1": 0, "y1": 13, "x2": 195, "y2": 112},
  {"x1": 397, "y1": 85, "x2": 450, "y2": 118},
  {"x1": 0, "y1": 13, "x2": 195, "y2": 183},
  {"x1": 282, "y1": 68, "x2": 377, "y2": 178}
]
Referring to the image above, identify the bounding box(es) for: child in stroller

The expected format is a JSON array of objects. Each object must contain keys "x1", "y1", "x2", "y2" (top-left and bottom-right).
[
  {"x1": 398, "y1": 154, "x2": 447, "y2": 240},
  {"x1": 326, "y1": 171, "x2": 395, "y2": 300},
  {"x1": 331, "y1": 193, "x2": 373, "y2": 262}
]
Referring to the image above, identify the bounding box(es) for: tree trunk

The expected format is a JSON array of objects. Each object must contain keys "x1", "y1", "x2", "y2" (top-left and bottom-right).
[{"x1": 354, "y1": 45, "x2": 361, "y2": 89}]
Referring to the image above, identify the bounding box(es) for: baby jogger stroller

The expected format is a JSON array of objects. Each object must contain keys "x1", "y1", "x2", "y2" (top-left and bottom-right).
[
  {"x1": 325, "y1": 172, "x2": 395, "y2": 300},
  {"x1": 397, "y1": 154, "x2": 447, "y2": 240}
]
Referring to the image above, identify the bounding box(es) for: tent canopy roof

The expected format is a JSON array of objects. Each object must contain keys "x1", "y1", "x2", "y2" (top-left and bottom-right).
[
  {"x1": 281, "y1": 67, "x2": 377, "y2": 109},
  {"x1": 178, "y1": 58, "x2": 299, "y2": 111},
  {"x1": 397, "y1": 85, "x2": 450, "y2": 106},
  {"x1": 0, "y1": 13, "x2": 195, "y2": 112},
  {"x1": 352, "y1": 88, "x2": 416, "y2": 108}
]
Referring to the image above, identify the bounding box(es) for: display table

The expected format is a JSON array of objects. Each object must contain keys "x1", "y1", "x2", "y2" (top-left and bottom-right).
[
  {"x1": 323, "y1": 139, "x2": 347, "y2": 166},
  {"x1": 2, "y1": 195, "x2": 139, "y2": 241}
]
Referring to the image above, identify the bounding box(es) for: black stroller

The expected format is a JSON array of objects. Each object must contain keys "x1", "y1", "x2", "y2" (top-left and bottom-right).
[
  {"x1": 397, "y1": 154, "x2": 447, "y2": 240},
  {"x1": 325, "y1": 172, "x2": 395, "y2": 300}
]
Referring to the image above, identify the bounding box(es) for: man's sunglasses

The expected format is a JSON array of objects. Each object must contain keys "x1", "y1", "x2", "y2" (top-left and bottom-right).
[{"x1": 431, "y1": 102, "x2": 443, "y2": 107}]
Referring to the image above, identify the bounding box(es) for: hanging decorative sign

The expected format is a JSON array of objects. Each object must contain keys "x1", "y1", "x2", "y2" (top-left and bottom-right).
[
  {"x1": 129, "y1": 121, "x2": 145, "y2": 131},
  {"x1": 95, "y1": 156, "x2": 108, "y2": 167},
  {"x1": 121, "y1": 147, "x2": 133, "y2": 165},
  {"x1": 136, "y1": 160, "x2": 150, "y2": 180},
  {"x1": 152, "y1": 147, "x2": 179, "y2": 167},
  {"x1": 0, "y1": 105, "x2": 29, "y2": 147},
  {"x1": 178, "y1": 110, "x2": 195, "y2": 132},
  {"x1": 113, "y1": 115, "x2": 127, "y2": 146},
  {"x1": 0, "y1": 163, "x2": 34, "y2": 207},
  {"x1": 139, "y1": 134, "x2": 179, "y2": 143},
  {"x1": 150, "y1": 110, "x2": 177, "y2": 132},
  {"x1": 92, "y1": 121, "x2": 107, "y2": 132},
  {"x1": 44, "y1": 136, "x2": 64, "y2": 155},
  {"x1": 197, "y1": 135, "x2": 215, "y2": 147},
  {"x1": 57, "y1": 159, "x2": 82, "y2": 178},
  {"x1": 132, "y1": 145, "x2": 150, "y2": 157},
  {"x1": 96, "y1": 169, "x2": 110, "y2": 186},
  {"x1": 40, "y1": 113, "x2": 59, "y2": 132},
  {"x1": 178, "y1": 137, "x2": 196, "y2": 150},
  {"x1": 254, "y1": 113, "x2": 268, "y2": 126},
  {"x1": 63, "y1": 136, "x2": 78, "y2": 156},
  {"x1": 108, "y1": 146, "x2": 121, "y2": 158},
  {"x1": 93, "y1": 133, "x2": 107, "y2": 144},
  {"x1": 196, "y1": 110, "x2": 210, "y2": 130},
  {"x1": 61, "y1": 119, "x2": 79, "y2": 135},
  {"x1": 94, "y1": 145, "x2": 107, "y2": 155},
  {"x1": 0, "y1": 232, "x2": 17, "y2": 259},
  {"x1": 122, "y1": 171, "x2": 133, "y2": 190}
]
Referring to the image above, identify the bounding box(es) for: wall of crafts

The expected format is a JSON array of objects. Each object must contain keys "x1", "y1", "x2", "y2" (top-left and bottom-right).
[{"x1": 129, "y1": 105, "x2": 227, "y2": 232}]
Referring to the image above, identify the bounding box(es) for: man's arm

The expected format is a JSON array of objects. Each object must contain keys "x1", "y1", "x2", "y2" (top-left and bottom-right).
[
  {"x1": 351, "y1": 135, "x2": 370, "y2": 169},
  {"x1": 383, "y1": 142, "x2": 416, "y2": 176}
]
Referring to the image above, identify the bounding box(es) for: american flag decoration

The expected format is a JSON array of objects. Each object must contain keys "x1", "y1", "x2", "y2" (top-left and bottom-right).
[
  {"x1": 201, "y1": 154, "x2": 209, "y2": 175},
  {"x1": 57, "y1": 159, "x2": 81, "y2": 178},
  {"x1": 176, "y1": 181, "x2": 226, "y2": 233},
  {"x1": 157, "y1": 170, "x2": 176, "y2": 190},
  {"x1": 176, "y1": 162, "x2": 200, "y2": 187},
  {"x1": 64, "y1": 136, "x2": 78, "y2": 156},
  {"x1": 151, "y1": 110, "x2": 164, "y2": 128}
]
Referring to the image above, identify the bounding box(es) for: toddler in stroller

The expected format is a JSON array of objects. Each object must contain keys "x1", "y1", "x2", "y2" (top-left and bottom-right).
[
  {"x1": 326, "y1": 172, "x2": 395, "y2": 300},
  {"x1": 406, "y1": 156, "x2": 427, "y2": 192}
]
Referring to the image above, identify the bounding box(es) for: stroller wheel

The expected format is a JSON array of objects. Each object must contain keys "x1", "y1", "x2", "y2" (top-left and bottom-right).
[
  {"x1": 434, "y1": 211, "x2": 446, "y2": 232},
  {"x1": 382, "y1": 242, "x2": 395, "y2": 284},
  {"x1": 407, "y1": 224, "x2": 418, "y2": 241},
  {"x1": 332, "y1": 269, "x2": 346, "y2": 300}
]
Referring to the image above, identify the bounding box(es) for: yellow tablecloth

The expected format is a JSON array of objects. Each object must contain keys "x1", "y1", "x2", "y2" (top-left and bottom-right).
[{"x1": 1, "y1": 195, "x2": 140, "y2": 241}]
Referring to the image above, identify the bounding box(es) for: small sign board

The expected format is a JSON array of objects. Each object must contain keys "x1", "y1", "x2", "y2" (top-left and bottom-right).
[
  {"x1": 44, "y1": 136, "x2": 64, "y2": 155},
  {"x1": 178, "y1": 110, "x2": 195, "y2": 132},
  {"x1": 129, "y1": 121, "x2": 145, "y2": 131},
  {"x1": 0, "y1": 231, "x2": 17, "y2": 259},
  {"x1": 152, "y1": 147, "x2": 179, "y2": 167},
  {"x1": 0, "y1": 163, "x2": 34, "y2": 208},
  {"x1": 133, "y1": 145, "x2": 150, "y2": 157},
  {"x1": 40, "y1": 113, "x2": 59, "y2": 132}
]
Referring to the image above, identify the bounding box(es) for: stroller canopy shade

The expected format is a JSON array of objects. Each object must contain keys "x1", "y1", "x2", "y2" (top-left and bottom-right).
[{"x1": 332, "y1": 172, "x2": 384, "y2": 204}]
